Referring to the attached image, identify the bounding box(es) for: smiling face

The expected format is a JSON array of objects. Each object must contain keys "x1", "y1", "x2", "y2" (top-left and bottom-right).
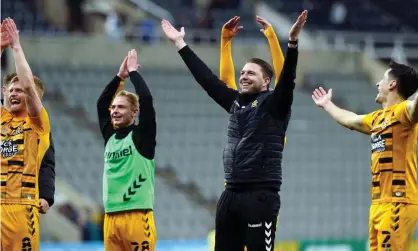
[
  {"x1": 239, "y1": 58, "x2": 273, "y2": 94},
  {"x1": 110, "y1": 91, "x2": 139, "y2": 128},
  {"x1": 111, "y1": 96, "x2": 136, "y2": 128},
  {"x1": 2, "y1": 73, "x2": 45, "y2": 116},
  {"x1": 4, "y1": 80, "x2": 27, "y2": 114}
]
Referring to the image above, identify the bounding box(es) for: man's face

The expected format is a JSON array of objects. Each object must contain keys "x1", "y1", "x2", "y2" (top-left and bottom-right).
[
  {"x1": 4, "y1": 81, "x2": 26, "y2": 113},
  {"x1": 110, "y1": 96, "x2": 137, "y2": 128},
  {"x1": 375, "y1": 69, "x2": 396, "y2": 104},
  {"x1": 239, "y1": 63, "x2": 269, "y2": 94}
]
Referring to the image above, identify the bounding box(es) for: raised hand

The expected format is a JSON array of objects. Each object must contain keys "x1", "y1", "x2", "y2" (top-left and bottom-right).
[
  {"x1": 3, "y1": 18, "x2": 20, "y2": 48},
  {"x1": 222, "y1": 16, "x2": 243, "y2": 39},
  {"x1": 289, "y1": 10, "x2": 308, "y2": 41},
  {"x1": 312, "y1": 87, "x2": 332, "y2": 108},
  {"x1": 256, "y1": 16, "x2": 271, "y2": 33},
  {"x1": 1, "y1": 21, "x2": 11, "y2": 52},
  {"x1": 161, "y1": 19, "x2": 185, "y2": 44},
  {"x1": 127, "y1": 49, "x2": 141, "y2": 72},
  {"x1": 117, "y1": 56, "x2": 129, "y2": 80}
]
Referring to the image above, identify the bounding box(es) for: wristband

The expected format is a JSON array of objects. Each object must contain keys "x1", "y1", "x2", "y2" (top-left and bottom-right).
[{"x1": 288, "y1": 40, "x2": 298, "y2": 45}]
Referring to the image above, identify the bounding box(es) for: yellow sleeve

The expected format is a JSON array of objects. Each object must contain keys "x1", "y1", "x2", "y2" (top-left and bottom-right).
[
  {"x1": 264, "y1": 26, "x2": 284, "y2": 86},
  {"x1": 29, "y1": 107, "x2": 50, "y2": 135},
  {"x1": 394, "y1": 101, "x2": 413, "y2": 126},
  {"x1": 362, "y1": 111, "x2": 377, "y2": 131},
  {"x1": 220, "y1": 28, "x2": 237, "y2": 90},
  {"x1": 108, "y1": 80, "x2": 125, "y2": 110},
  {"x1": 1, "y1": 107, "x2": 11, "y2": 121}
]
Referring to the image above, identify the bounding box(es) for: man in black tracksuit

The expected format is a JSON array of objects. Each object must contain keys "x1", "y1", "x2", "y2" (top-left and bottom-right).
[{"x1": 161, "y1": 10, "x2": 307, "y2": 251}]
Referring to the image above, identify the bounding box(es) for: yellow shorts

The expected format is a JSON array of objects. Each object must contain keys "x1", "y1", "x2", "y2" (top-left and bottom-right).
[
  {"x1": 369, "y1": 203, "x2": 418, "y2": 251},
  {"x1": 104, "y1": 210, "x2": 157, "y2": 251},
  {"x1": 1, "y1": 204, "x2": 40, "y2": 251}
]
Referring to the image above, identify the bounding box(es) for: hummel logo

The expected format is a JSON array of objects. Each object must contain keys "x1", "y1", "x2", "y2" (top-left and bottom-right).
[
  {"x1": 265, "y1": 221, "x2": 273, "y2": 251},
  {"x1": 265, "y1": 237, "x2": 271, "y2": 245},
  {"x1": 265, "y1": 230, "x2": 271, "y2": 237},
  {"x1": 248, "y1": 223, "x2": 262, "y2": 228},
  {"x1": 265, "y1": 222, "x2": 272, "y2": 229}
]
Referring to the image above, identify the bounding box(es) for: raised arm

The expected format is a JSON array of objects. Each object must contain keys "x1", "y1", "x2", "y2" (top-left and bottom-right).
[
  {"x1": 312, "y1": 87, "x2": 371, "y2": 134},
  {"x1": 126, "y1": 49, "x2": 156, "y2": 160},
  {"x1": 219, "y1": 16, "x2": 243, "y2": 90},
  {"x1": 256, "y1": 16, "x2": 285, "y2": 86},
  {"x1": 97, "y1": 58, "x2": 126, "y2": 143},
  {"x1": 161, "y1": 19, "x2": 239, "y2": 112},
  {"x1": 268, "y1": 11, "x2": 307, "y2": 120},
  {"x1": 5, "y1": 18, "x2": 42, "y2": 117},
  {"x1": 406, "y1": 93, "x2": 418, "y2": 124},
  {"x1": 1, "y1": 21, "x2": 11, "y2": 56}
]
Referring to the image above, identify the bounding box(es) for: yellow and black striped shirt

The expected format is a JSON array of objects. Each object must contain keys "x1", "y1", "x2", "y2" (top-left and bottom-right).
[
  {"x1": 1, "y1": 107, "x2": 51, "y2": 206},
  {"x1": 363, "y1": 101, "x2": 418, "y2": 204}
]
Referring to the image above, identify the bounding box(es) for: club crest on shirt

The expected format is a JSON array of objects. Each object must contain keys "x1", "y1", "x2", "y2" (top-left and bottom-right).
[
  {"x1": 251, "y1": 100, "x2": 258, "y2": 108},
  {"x1": 380, "y1": 119, "x2": 389, "y2": 130}
]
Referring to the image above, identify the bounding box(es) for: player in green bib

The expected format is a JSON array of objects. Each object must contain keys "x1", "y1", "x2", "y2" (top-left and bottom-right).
[{"x1": 97, "y1": 49, "x2": 157, "y2": 251}]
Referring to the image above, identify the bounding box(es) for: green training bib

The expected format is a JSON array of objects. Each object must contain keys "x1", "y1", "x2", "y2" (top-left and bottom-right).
[{"x1": 103, "y1": 131, "x2": 155, "y2": 213}]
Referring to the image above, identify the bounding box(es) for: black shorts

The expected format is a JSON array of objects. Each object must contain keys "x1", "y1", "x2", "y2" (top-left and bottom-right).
[{"x1": 215, "y1": 188, "x2": 280, "y2": 251}]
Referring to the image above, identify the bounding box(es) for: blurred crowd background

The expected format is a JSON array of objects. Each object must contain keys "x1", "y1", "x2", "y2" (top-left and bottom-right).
[{"x1": 1, "y1": 0, "x2": 418, "y2": 250}]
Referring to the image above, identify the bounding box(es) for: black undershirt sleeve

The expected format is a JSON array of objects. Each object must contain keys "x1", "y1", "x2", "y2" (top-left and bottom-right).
[
  {"x1": 268, "y1": 46, "x2": 299, "y2": 122},
  {"x1": 97, "y1": 75, "x2": 121, "y2": 144},
  {"x1": 178, "y1": 45, "x2": 239, "y2": 112},
  {"x1": 38, "y1": 133, "x2": 56, "y2": 207},
  {"x1": 129, "y1": 71, "x2": 156, "y2": 160}
]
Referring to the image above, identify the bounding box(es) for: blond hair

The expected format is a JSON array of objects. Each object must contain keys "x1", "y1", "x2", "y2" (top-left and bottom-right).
[
  {"x1": 3, "y1": 72, "x2": 45, "y2": 98},
  {"x1": 115, "y1": 90, "x2": 139, "y2": 110}
]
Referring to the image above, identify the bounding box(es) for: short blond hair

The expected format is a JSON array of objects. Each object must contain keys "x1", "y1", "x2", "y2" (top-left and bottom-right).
[
  {"x1": 3, "y1": 72, "x2": 45, "y2": 98},
  {"x1": 115, "y1": 90, "x2": 139, "y2": 110}
]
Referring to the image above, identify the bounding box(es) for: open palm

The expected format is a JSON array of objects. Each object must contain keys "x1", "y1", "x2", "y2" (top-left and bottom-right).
[
  {"x1": 289, "y1": 10, "x2": 308, "y2": 40},
  {"x1": 161, "y1": 19, "x2": 185, "y2": 43},
  {"x1": 312, "y1": 87, "x2": 332, "y2": 107},
  {"x1": 3, "y1": 18, "x2": 20, "y2": 47},
  {"x1": 1, "y1": 23, "x2": 11, "y2": 50},
  {"x1": 256, "y1": 15, "x2": 271, "y2": 33},
  {"x1": 223, "y1": 16, "x2": 243, "y2": 39}
]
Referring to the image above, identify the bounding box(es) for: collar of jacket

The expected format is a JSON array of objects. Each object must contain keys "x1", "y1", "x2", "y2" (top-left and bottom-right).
[{"x1": 238, "y1": 90, "x2": 269, "y2": 106}]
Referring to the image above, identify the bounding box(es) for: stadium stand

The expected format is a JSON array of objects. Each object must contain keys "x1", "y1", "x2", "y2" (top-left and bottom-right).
[
  {"x1": 370, "y1": 0, "x2": 418, "y2": 31},
  {"x1": 0, "y1": 0, "x2": 64, "y2": 35},
  {"x1": 151, "y1": 0, "x2": 262, "y2": 39},
  {"x1": 2, "y1": 0, "x2": 417, "y2": 249},
  {"x1": 264, "y1": 0, "x2": 408, "y2": 32}
]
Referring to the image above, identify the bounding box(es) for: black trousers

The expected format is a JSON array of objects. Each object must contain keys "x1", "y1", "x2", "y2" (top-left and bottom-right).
[{"x1": 215, "y1": 188, "x2": 280, "y2": 251}]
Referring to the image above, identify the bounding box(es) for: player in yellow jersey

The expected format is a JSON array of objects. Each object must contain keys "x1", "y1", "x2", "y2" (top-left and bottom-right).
[
  {"x1": 219, "y1": 15, "x2": 284, "y2": 90},
  {"x1": 2, "y1": 73, "x2": 55, "y2": 215},
  {"x1": 0, "y1": 18, "x2": 51, "y2": 251},
  {"x1": 312, "y1": 62, "x2": 418, "y2": 251}
]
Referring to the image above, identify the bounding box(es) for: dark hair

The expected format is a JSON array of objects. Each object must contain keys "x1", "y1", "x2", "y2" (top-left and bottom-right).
[
  {"x1": 388, "y1": 61, "x2": 418, "y2": 99},
  {"x1": 247, "y1": 58, "x2": 274, "y2": 83}
]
